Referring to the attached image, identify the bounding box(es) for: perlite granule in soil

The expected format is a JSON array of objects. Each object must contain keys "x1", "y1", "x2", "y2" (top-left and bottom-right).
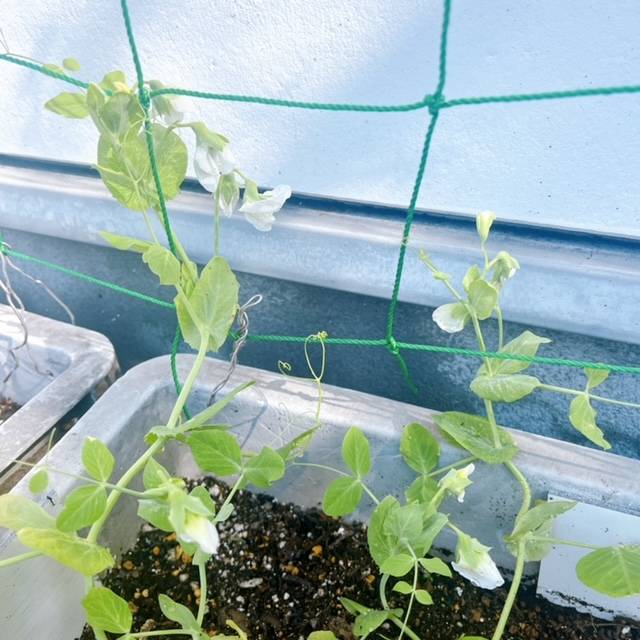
[{"x1": 78, "y1": 479, "x2": 639, "y2": 640}]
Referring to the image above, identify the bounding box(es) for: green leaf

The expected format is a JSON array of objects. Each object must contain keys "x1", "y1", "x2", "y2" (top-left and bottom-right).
[
  {"x1": 43, "y1": 63, "x2": 66, "y2": 74},
  {"x1": 435, "y1": 412, "x2": 518, "y2": 464},
  {"x1": 381, "y1": 553, "x2": 415, "y2": 577},
  {"x1": 569, "y1": 395, "x2": 611, "y2": 450},
  {"x1": 83, "y1": 587, "x2": 132, "y2": 634},
  {"x1": 63, "y1": 57, "x2": 81, "y2": 72},
  {"x1": 368, "y1": 496, "x2": 401, "y2": 567},
  {"x1": 353, "y1": 610, "x2": 388, "y2": 638},
  {"x1": 585, "y1": 368, "x2": 609, "y2": 390},
  {"x1": 400, "y1": 422, "x2": 440, "y2": 474},
  {"x1": 244, "y1": 447, "x2": 285, "y2": 488},
  {"x1": 99, "y1": 231, "x2": 154, "y2": 254},
  {"x1": 506, "y1": 500, "x2": 576, "y2": 560},
  {"x1": 463, "y1": 265, "x2": 482, "y2": 293},
  {"x1": 418, "y1": 557, "x2": 452, "y2": 577},
  {"x1": 143, "y1": 457, "x2": 172, "y2": 490},
  {"x1": 414, "y1": 589, "x2": 433, "y2": 605},
  {"x1": 308, "y1": 632, "x2": 338, "y2": 640},
  {"x1": 432, "y1": 302, "x2": 469, "y2": 334},
  {"x1": 82, "y1": 437, "x2": 115, "y2": 482},
  {"x1": 45, "y1": 92, "x2": 89, "y2": 118},
  {"x1": 175, "y1": 256, "x2": 239, "y2": 353},
  {"x1": 576, "y1": 545, "x2": 640, "y2": 597},
  {"x1": 137, "y1": 499, "x2": 173, "y2": 531},
  {"x1": 470, "y1": 374, "x2": 540, "y2": 403},
  {"x1": 383, "y1": 503, "x2": 424, "y2": 545},
  {"x1": 405, "y1": 475, "x2": 439, "y2": 504},
  {"x1": 482, "y1": 331, "x2": 551, "y2": 376},
  {"x1": 100, "y1": 70, "x2": 127, "y2": 92},
  {"x1": 392, "y1": 580, "x2": 414, "y2": 594},
  {"x1": 56, "y1": 485, "x2": 108, "y2": 532},
  {"x1": 142, "y1": 245, "x2": 181, "y2": 286},
  {"x1": 29, "y1": 469, "x2": 49, "y2": 494},
  {"x1": 158, "y1": 593, "x2": 199, "y2": 630},
  {"x1": 467, "y1": 280, "x2": 498, "y2": 320},
  {"x1": 190, "y1": 122, "x2": 229, "y2": 151},
  {"x1": 188, "y1": 430, "x2": 242, "y2": 476},
  {"x1": 322, "y1": 477, "x2": 363, "y2": 517},
  {"x1": 342, "y1": 427, "x2": 371, "y2": 477},
  {"x1": 18, "y1": 528, "x2": 113, "y2": 575},
  {"x1": 339, "y1": 597, "x2": 371, "y2": 616},
  {"x1": 278, "y1": 426, "x2": 319, "y2": 462},
  {"x1": 0, "y1": 494, "x2": 55, "y2": 530}
]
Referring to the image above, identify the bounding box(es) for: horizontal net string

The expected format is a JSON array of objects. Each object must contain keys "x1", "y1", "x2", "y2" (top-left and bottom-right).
[
  {"x1": 2, "y1": 242, "x2": 640, "y2": 375},
  {"x1": 3, "y1": 53, "x2": 640, "y2": 114}
]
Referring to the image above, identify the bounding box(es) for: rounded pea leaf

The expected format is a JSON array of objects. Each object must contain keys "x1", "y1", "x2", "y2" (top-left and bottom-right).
[
  {"x1": 244, "y1": 447, "x2": 285, "y2": 488},
  {"x1": 392, "y1": 580, "x2": 413, "y2": 594},
  {"x1": 45, "y1": 92, "x2": 89, "y2": 118},
  {"x1": 142, "y1": 245, "x2": 181, "y2": 286},
  {"x1": 405, "y1": 475, "x2": 439, "y2": 504},
  {"x1": 158, "y1": 593, "x2": 198, "y2": 630},
  {"x1": 576, "y1": 545, "x2": 640, "y2": 597},
  {"x1": 381, "y1": 553, "x2": 415, "y2": 577},
  {"x1": 467, "y1": 280, "x2": 498, "y2": 320},
  {"x1": 0, "y1": 494, "x2": 55, "y2": 531},
  {"x1": 353, "y1": 610, "x2": 388, "y2": 638},
  {"x1": 56, "y1": 485, "x2": 108, "y2": 532},
  {"x1": 400, "y1": 422, "x2": 440, "y2": 473},
  {"x1": 17, "y1": 528, "x2": 113, "y2": 576},
  {"x1": 432, "y1": 302, "x2": 469, "y2": 333},
  {"x1": 82, "y1": 437, "x2": 115, "y2": 482},
  {"x1": 470, "y1": 374, "x2": 540, "y2": 403},
  {"x1": 29, "y1": 468, "x2": 50, "y2": 494},
  {"x1": 481, "y1": 330, "x2": 551, "y2": 376},
  {"x1": 434, "y1": 412, "x2": 517, "y2": 464},
  {"x1": 414, "y1": 589, "x2": 433, "y2": 605},
  {"x1": 419, "y1": 557, "x2": 452, "y2": 577},
  {"x1": 83, "y1": 586, "x2": 132, "y2": 634},
  {"x1": 308, "y1": 632, "x2": 338, "y2": 640},
  {"x1": 188, "y1": 430, "x2": 242, "y2": 476},
  {"x1": 143, "y1": 457, "x2": 172, "y2": 490},
  {"x1": 322, "y1": 477, "x2": 363, "y2": 517},
  {"x1": 342, "y1": 427, "x2": 371, "y2": 477},
  {"x1": 62, "y1": 57, "x2": 81, "y2": 72}
]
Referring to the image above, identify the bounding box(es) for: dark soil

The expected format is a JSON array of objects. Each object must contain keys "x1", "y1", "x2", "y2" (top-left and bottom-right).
[
  {"x1": 0, "y1": 397, "x2": 20, "y2": 424},
  {"x1": 79, "y1": 479, "x2": 639, "y2": 640}
]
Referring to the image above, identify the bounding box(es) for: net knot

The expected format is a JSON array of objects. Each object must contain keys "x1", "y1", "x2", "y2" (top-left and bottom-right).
[
  {"x1": 386, "y1": 336, "x2": 400, "y2": 355},
  {"x1": 427, "y1": 94, "x2": 445, "y2": 116},
  {"x1": 139, "y1": 86, "x2": 152, "y2": 110}
]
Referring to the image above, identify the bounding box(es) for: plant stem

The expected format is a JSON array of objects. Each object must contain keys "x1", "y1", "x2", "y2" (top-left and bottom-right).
[
  {"x1": 292, "y1": 462, "x2": 349, "y2": 477},
  {"x1": 427, "y1": 455, "x2": 477, "y2": 478},
  {"x1": 484, "y1": 400, "x2": 502, "y2": 449},
  {"x1": 379, "y1": 573, "x2": 390, "y2": 609},
  {"x1": 123, "y1": 631, "x2": 193, "y2": 638},
  {"x1": 196, "y1": 561, "x2": 208, "y2": 626},
  {"x1": 539, "y1": 384, "x2": 640, "y2": 409},
  {"x1": 397, "y1": 551, "x2": 418, "y2": 640},
  {"x1": 143, "y1": 210, "x2": 160, "y2": 243},
  {"x1": 496, "y1": 305, "x2": 505, "y2": 350},
  {"x1": 532, "y1": 537, "x2": 599, "y2": 551},
  {"x1": 360, "y1": 481, "x2": 381, "y2": 505},
  {"x1": 389, "y1": 617, "x2": 422, "y2": 640},
  {"x1": 491, "y1": 540, "x2": 525, "y2": 640},
  {"x1": 0, "y1": 550, "x2": 41, "y2": 568},
  {"x1": 505, "y1": 461, "x2": 531, "y2": 521},
  {"x1": 213, "y1": 473, "x2": 245, "y2": 524}
]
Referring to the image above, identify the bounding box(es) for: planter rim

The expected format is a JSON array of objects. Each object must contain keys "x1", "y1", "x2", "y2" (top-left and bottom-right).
[{"x1": 0, "y1": 304, "x2": 117, "y2": 477}]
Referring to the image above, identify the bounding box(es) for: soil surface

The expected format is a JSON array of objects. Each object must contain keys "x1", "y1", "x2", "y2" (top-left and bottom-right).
[
  {"x1": 79, "y1": 479, "x2": 639, "y2": 640},
  {"x1": 0, "y1": 397, "x2": 20, "y2": 425}
]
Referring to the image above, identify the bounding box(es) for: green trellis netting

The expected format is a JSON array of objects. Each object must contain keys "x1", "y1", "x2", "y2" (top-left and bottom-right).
[{"x1": 2, "y1": 0, "x2": 640, "y2": 408}]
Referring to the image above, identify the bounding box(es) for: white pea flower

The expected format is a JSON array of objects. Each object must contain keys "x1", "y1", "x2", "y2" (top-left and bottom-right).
[
  {"x1": 149, "y1": 80, "x2": 196, "y2": 125},
  {"x1": 476, "y1": 210, "x2": 496, "y2": 243},
  {"x1": 239, "y1": 184, "x2": 292, "y2": 231},
  {"x1": 452, "y1": 532, "x2": 504, "y2": 590},
  {"x1": 194, "y1": 141, "x2": 238, "y2": 195},
  {"x1": 438, "y1": 463, "x2": 475, "y2": 503},
  {"x1": 180, "y1": 512, "x2": 220, "y2": 555}
]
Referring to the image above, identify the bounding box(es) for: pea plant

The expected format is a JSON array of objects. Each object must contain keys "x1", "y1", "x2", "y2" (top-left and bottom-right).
[
  {"x1": 0, "y1": 57, "x2": 312, "y2": 640},
  {"x1": 310, "y1": 212, "x2": 640, "y2": 640}
]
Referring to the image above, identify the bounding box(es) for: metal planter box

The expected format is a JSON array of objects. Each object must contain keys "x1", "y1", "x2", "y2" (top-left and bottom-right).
[
  {"x1": 1, "y1": 355, "x2": 638, "y2": 639},
  {"x1": 0, "y1": 304, "x2": 117, "y2": 489}
]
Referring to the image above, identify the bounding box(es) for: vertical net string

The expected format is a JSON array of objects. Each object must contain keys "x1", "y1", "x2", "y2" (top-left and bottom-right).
[{"x1": 384, "y1": 0, "x2": 452, "y2": 390}]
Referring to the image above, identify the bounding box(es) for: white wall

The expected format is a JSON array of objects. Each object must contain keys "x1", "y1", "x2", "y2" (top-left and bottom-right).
[{"x1": 2, "y1": 0, "x2": 640, "y2": 238}]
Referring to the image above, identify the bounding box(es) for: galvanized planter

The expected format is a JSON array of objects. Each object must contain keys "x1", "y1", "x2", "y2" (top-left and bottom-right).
[
  {"x1": 0, "y1": 304, "x2": 117, "y2": 490},
  {"x1": 1, "y1": 355, "x2": 638, "y2": 639}
]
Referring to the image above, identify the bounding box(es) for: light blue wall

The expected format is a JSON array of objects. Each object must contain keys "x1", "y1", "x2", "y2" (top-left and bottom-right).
[{"x1": 2, "y1": 1, "x2": 640, "y2": 236}]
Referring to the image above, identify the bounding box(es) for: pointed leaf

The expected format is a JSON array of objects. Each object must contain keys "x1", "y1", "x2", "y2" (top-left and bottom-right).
[
  {"x1": 482, "y1": 331, "x2": 551, "y2": 376},
  {"x1": 137, "y1": 500, "x2": 173, "y2": 532},
  {"x1": 405, "y1": 475, "x2": 439, "y2": 504},
  {"x1": 45, "y1": 92, "x2": 89, "y2": 118},
  {"x1": 577, "y1": 545, "x2": 640, "y2": 597},
  {"x1": 0, "y1": 494, "x2": 55, "y2": 531},
  {"x1": 143, "y1": 245, "x2": 181, "y2": 286},
  {"x1": 392, "y1": 580, "x2": 414, "y2": 594},
  {"x1": 18, "y1": 528, "x2": 113, "y2": 575},
  {"x1": 63, "y1": 57, "x2": 81, "y2": 72},
  {"x1": 419, "y1": 557, "x2": 452, "y2": 577},
  {"x1": 586, "y1": 368, "x2": 609, "y2": 390},
  {"x1": 143, "y1": 457, "x2": 171, "y2": 490},
  {"x1": 322, "y1": 477, "x2": 363, "y2": 517},
  {"x1": 470, "y1": 374, "x2": 540, "y2": 403},
  {"x1": 569, "y1": 395, "x2": 611, "y2": 450},
  {"x1": 158, "y1": 593, "x2": 199, "y2": 630},
  {"x1": 83, "y1": 587, "x2": 132, "y2": 634},
  {"x1": 381, "y1": 553, "x2": 415, "y2": 577},
  {"x1": 353, "y1": 610, "x2": 388, "y2": 638},
  {"x1": 82, "y1": 437, "x2": 115, "y2": 482},
  {"x1": 99, "y1": 231, "x2": 154, "y2": 254},
  {"x1": 29, "y1": 469, "x2": 49, "y2": 494},
  {"x1": 244, "y1": 447, "x2": 285, "y2": 488},
  {"x1": 435, "y1": 412, "x2": 518, "y2": 464},
  {"x1": 467, "y1": 280, "x2": 498, "y2": 320},
  {"x1": 401, "y1": 422, "x2": 440, "y2": 474},
  {"x1": 56, "y1": 485, "x2": 107, "y2": 532},
  {"x1": 414, "y1": 589, "x2": 433, "y2": 605},
  {"x1": 188, "y1": 430, "x2": 242, "y2": 476},
  {"x1": 342, "y1": 427, "x2": 371, "y2": 477}
]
